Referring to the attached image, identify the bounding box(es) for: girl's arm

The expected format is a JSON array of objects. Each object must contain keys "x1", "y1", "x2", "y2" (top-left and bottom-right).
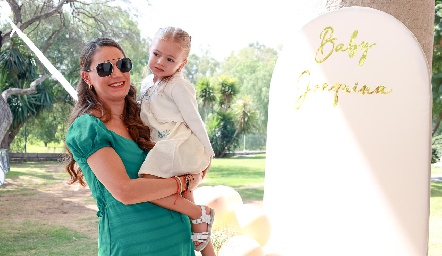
[{"x1": 173, "y1": 80, "x2": 214, "y2": 155}]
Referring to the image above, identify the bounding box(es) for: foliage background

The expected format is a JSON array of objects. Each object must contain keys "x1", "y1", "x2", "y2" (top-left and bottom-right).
[{"x1": 0, "y1": 1, "x2": 276, "y2": 155}]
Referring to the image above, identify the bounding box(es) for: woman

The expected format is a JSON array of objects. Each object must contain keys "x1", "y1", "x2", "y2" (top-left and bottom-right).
[{"x1": 64, "y1": 37, "x2": 208, "y2": 255}]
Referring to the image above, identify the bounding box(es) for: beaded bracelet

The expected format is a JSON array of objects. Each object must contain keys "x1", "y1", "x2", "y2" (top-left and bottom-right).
[
  {"x1": 181, "y1": 174, "x2": 193, "y2": 198},
  {"x1": 185, "y1": 174, "x2": 191, "y2": 191}
]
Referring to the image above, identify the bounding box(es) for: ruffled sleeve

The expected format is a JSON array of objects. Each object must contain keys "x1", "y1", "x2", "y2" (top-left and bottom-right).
[
  {"x1": 140, "y1": 75, "x2": 154, "y2": 96},
  {"x1": 66, "y1": 114, "x2": 112, "y2": 162}
]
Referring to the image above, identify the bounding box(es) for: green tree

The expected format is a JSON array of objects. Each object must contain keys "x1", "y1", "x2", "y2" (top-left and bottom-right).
[
  {"x1": 0, "y1": 37, "x2": 52, "y2": 148},
  {"x1": 10, "y1": 101, "x2": 72, "y2": 152},
  {"x1": 196, "y1": 77, "x2": 217, "y2": 121},
  {"x1": 218, "y1": 95, "x2": 258, "y2": 157},
  {"x1": 220, "y1": 43, "x2": 278, "y2": 134},
  {"x1": 217, "y1": 76, "x2": 238, "y2": 111},
  {"x1": 0, "y1": 0, "x2": 149, "y2": 149},
  {"x1": 206, "y1": 111, "x2": 238, "y2": 157},
  {"x1": 186, "y1": 51, "x2": 220, "y2": 84},
  {"x1": 204, "y1": 74, "x2": 259, "y2": 157},
  {"x1": 431, "y1": 1, "x2": 442, "y2": 161},
  {"x1": 433, "y1": 1, "x2": 442, "y2": 135}
]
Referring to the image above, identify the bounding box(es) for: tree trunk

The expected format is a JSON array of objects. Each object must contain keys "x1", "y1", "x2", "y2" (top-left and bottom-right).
[
  {"x1": 0, "y1": 96, "x2": 12, "y2": 149},
  {"x1": 0, "y1": 74, "x2": 48, "y2": 149},
  {"x1": 433, "y1": 112, "x2": 442, "y2": 136},
  {"x1": 352, "y1": 0, "x2": 434, "y2": 71},
  {"x1": 219, "y1": 129, "x2": 239, "y2": 158},
  {"x1": 7, "y1": 124, "x2": 23, "y2": 149}
]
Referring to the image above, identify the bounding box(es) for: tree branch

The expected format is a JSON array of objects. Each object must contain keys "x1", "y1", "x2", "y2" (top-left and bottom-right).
[
  {"x1": 19, "y1": 1, "x2": 66, "y2": 32},
  {"x1": 41, "y1": 14, "x2": 65, "y2": 54},
  {"x1": 1, "y1": 75, "x2": 49, "y2": 101},
  {"x1": 6, "y1": 0, "x2": 21, "y2": 24},
  {"x1": 2, "y1": 0, "x2": 66, "y2": 44},
  {"x1": 435, "y1": 39, "x2": 442, "y2": 49}
]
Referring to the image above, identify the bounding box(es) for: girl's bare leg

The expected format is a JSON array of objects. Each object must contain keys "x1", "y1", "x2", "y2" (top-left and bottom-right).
[
  {"x1": 201, "y1": 241, "x2": 216, "y2": 256},
  {"x1": 142, "y1": 174, "x2": 215, "y2": 253},
  {"x1": 186, "y1": 189, "x2": 216, "y2": 256}
]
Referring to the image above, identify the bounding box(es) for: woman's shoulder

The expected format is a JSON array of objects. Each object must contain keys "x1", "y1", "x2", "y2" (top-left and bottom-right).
[
  {"x1": 66, "y1": 114, "x2": 112, "y2": 159},
  {"x1": 68, "y1": 114, "x2": 109, "y2": 138},
  {"x1": 72, "y1": 113, "x2": 101, "y2": 126}
]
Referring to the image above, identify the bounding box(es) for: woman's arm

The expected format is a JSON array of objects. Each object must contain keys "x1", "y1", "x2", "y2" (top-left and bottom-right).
[{"x1": 87, "y1": 147, "x2": 201, "y2": 205}]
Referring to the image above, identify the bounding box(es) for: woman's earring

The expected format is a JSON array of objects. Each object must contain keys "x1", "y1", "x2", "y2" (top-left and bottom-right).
[{"x1": 89, "y1": 84, "x2": 93, "y2": 90}]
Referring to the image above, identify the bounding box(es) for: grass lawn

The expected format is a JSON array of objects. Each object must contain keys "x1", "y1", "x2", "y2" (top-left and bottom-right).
[
  {"x1": 202, "y1": 154, "x2": 266, "y2": 202},
  {"x1": 0, "y1": 155, "x2": 265, "y2": 255},
  {"x1": 0, "y1": 161, "x2": 98, "y2": 256},
  {"x1": 430, "y1": 165, "x2": 442, "y2": 256},
  {"x1": 0, "y1": 156, "x2": 441, "y2": 255}
]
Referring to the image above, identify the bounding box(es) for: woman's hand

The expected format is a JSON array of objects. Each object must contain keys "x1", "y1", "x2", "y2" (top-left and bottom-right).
[
  {"x1": 180, "y1": 173, "x2": 202, "y2": 192},
  {"x1": 202, "y1": 157, "x2": 212, "y2": 179},
  {"x1": 189, "y1": 173, "x2": 202, "y2": 190}
]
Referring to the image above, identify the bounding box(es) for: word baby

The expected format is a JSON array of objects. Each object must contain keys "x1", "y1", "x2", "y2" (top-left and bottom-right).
[{"x1": 315, "y1": 26, "x2": 376, "y2": 66}]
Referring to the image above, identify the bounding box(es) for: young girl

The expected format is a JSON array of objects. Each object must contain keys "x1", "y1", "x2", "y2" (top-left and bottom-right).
[{"x1": 139, "y1": 27, "x2": 216, "y2": 254}]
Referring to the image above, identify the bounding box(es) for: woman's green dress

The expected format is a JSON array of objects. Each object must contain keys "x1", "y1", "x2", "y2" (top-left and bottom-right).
[{"x1": 66, "y1": 114, "x2": 195, "y2": 256}]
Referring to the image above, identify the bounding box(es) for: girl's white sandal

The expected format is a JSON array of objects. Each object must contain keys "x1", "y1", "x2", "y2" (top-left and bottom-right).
[{"x1": 191, "y1": 205, "x2": 215, "y2": 251}]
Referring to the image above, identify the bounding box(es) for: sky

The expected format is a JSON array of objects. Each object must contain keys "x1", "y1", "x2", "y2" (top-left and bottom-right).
[
  {"x1": 0, "y1": 0, "x2": 301, "y2": 61},
  {"x1": 0, "y1": 0, "x2": 296, "y2": 98},
  {"x1": 130, "y1": 0, "x2": 294, "y2": 61}
]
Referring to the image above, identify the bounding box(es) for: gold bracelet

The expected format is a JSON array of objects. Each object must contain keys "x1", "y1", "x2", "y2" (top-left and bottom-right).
[
  {"x1": 174, "y1": 176, "x2": 183, "y2": 194},
  {"x1": 173, "y1": 176, "x2": 182, "y2": 204}
]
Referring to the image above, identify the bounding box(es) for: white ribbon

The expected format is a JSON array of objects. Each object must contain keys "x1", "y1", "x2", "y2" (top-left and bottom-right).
[{"x1": 6, "y1": 17, "x2": 78, "y2": 101}]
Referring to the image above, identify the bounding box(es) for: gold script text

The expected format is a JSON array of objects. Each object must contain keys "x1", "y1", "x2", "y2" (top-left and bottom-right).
[
  {"x1": 315, "y1": 26, "x2": 376, "y2": 66},
  {"x1": 294, "y1": 70, "x2": 393, "y2": 109}
]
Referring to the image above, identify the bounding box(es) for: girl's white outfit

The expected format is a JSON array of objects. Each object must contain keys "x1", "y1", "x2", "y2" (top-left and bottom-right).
[{"x1": 139, "y1": 71, "x2": 214, "y2": 178}]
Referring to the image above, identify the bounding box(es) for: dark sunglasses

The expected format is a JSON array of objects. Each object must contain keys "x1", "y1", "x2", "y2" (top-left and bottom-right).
[{"x1": 87, "y1": 57, "x2": 132, "y2": 77}]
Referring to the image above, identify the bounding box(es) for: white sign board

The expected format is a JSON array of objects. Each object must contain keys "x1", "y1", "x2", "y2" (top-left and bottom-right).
[{"x1": 263, "y1": 6, "x2": 431, "y2": 256}]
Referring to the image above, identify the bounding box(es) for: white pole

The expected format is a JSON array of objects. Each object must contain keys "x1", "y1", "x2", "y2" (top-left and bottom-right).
[{"x1": 6, "y1": 17, "x2": 78, "y2": 101}]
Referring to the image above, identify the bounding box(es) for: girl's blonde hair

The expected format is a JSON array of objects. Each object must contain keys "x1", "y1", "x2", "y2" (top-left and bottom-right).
[{"x1": 154, "y1": 26, "x2": 192, "y2": 58}]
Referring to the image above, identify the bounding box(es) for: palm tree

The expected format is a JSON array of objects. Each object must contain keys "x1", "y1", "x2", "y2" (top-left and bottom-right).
[
  {"x1": 218, "y1": 76, "x2": 239, "y2": 111},
  {"x1": 0, "y1": 37, "x2": 53, "y2": 149},
  {"x1": 218, "y1": 95, "x2": 258, "y2": 158},
  {"x1": 196, "y1": 77, "x2": 217, "y2": 121}
]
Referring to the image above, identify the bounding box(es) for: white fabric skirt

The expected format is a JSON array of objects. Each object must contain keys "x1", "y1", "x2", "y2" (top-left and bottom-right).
[{"x1": 139, "y1": 112, "x2": 212, "y2": 178}]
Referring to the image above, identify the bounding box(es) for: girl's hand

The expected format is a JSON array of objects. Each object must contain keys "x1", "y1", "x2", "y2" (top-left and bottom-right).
[{"x1": 202, "y1": 157, "x2": 212, "y2": 179}]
